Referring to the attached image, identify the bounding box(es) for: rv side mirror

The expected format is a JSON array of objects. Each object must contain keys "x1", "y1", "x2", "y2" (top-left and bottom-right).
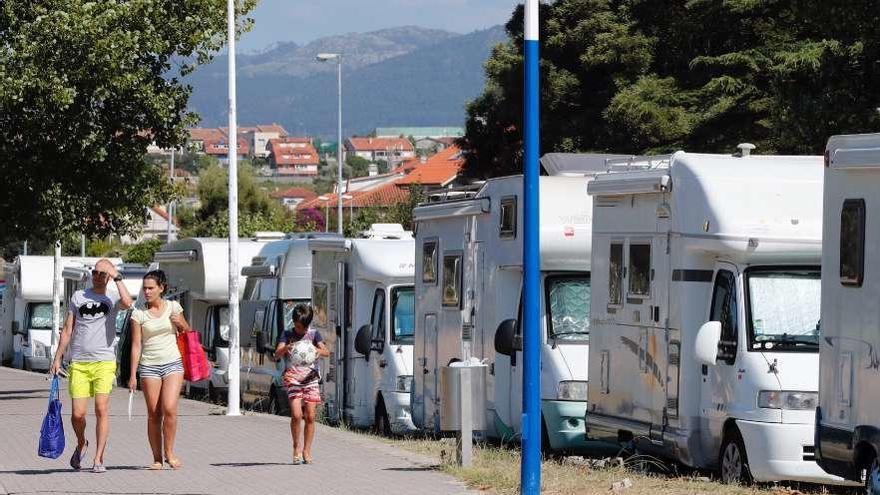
[
  {"x1": 355, "y1": 324, "x2": 372, "y2": 358},
  {"x1": 494, "y1": 319, "x2": 519, "y2": 356},
  {"x1": 695, "y1": 321, "x2": 722, "y2": 366}
]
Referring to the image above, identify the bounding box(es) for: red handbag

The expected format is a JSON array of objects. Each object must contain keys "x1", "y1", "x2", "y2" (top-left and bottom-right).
[{"x1": 176, "y1": 331, "x2": 211, "y2": 382}]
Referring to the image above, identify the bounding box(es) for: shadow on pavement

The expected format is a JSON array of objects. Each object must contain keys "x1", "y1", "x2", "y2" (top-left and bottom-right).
[
  {"x1": 1, "y1": 465, "x2": 145, "y2": 475},
  {"x1": 382, "y1": 466, "x2": 440, "y2": 472},
  {"x1": 210, "y1": 462, "x2": 292, "y2": 467}
]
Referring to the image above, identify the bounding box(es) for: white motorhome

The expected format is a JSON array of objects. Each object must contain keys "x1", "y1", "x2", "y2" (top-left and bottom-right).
[
  {"x1": 585, "y1": 149, "x2": 843, "y2": 484},
  {"x1": 411, "y1": 154, "x2": 611, "y2": 453},
  {"x1": 816, "y1": 133, "x2": 880, "y2": 489},
  {"x1": 238, "y1": 234, "x2": 328, "y2": 413},
  {"x1": 0, "y1": 255, "x2": 116, "y2": 371},
  {"x1": 151, "y1": 238, "x2": 269, "y2": 399},
  {"x1": 309, "y1": 224, "x2": 416, "y2": 434}
]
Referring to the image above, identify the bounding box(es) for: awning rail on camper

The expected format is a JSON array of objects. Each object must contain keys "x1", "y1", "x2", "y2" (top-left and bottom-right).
[
  {"x1": 587, "y1": 171, "x2": 671, "y2": 196},
  {"x1": 62, "y1": 267, "x2": 90, "y2": 282},
  {"x1": 153, "y1": 249, "x2": 198, "y2": 263},
  {"x1": 413, "y1": 197, "x2": 490, "y2": 222},
  {"x1": 829, "y1": 146, "x2": 880, "y2": 169},
  {"x1": 309, "y1": 238, "x2": 351, "y2": 253},
  {"x1": 241, "y1": 264, "x2": 277, "y2": 278}
]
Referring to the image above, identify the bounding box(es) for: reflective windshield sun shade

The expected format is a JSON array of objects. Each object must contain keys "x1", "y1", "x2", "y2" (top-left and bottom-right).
[
  {"x1": 747, "y1": 269, "x2": 820, "y2": 350},
  {"x1": 547, "y1": 276, "x2": 590, "y2": 341}
]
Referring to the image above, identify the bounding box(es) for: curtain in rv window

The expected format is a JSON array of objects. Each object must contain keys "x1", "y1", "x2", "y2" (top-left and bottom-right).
[
  {"x1": 628, "y1": 244, "x2": 651, "y2": 297},
  {"x1": 422, "y1": 240, "x2": 438, "y2": 284},
  {"x1": 312, "y1": 282, "x2": 328, "y2": 328},
  {"x1": 29, "y1": 303, "x2": 53, "y2": 329},
  {"x1": 442, "y1": 254, "x2": 462, "y2": 307},
  {"x1": 840, "y1": 198, "x2": 865, "y2": 287},
  {"x1": 609, "y1": 243, "x2": 623, "y2": 306}
]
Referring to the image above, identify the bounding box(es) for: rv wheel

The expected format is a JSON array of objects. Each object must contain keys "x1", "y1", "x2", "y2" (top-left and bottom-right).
[
  {"x1": 719, "y1": 429, "x2": 753, "y2": 485},
  {"x1": 374, "y1": 397, "x2": 392, "y2": 437},
  {"x1": 866, "y1": 455, "x2": 880, "y2": 495},
  {"x1": 208, "y1": 383, "x2": 216, "y2": 402}
]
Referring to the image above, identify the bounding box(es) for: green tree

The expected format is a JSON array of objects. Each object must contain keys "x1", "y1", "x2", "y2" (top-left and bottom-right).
[
  {"x1": 0, "y1": 0, "x2": 256, "y2": 246},
  {"x1": 124, "y1": 239, "x2": 163, "y2": 265},
  {"x1": 346, "y1": 155, "x2": 372, "y2": 178},
  {"x1": 181, "y1": 163, "x2": 290, "y2": 237}
]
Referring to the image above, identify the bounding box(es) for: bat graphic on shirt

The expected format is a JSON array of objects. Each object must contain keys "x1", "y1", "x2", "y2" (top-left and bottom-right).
[{"x1": 78, "y1": 301, "x2": 110, "y2": 318}]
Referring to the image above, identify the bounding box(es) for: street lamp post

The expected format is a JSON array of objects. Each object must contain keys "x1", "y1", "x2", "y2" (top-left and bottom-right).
[
  {"x1": 317, "y1": 195, "x2": 329, "y2": 232},
  {"x1": 316, "y1": 52, "x2": 343, "y2": 235},
  {"x1": 225, "y1": 0, "x2": 242, "y2": 416},
  {"x1": 342, "y1": 194, "x2": 354, "y2": 230}
]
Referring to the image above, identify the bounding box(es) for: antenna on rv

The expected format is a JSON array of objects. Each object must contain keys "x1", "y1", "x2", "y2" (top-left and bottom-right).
[{"x1": 736, "y1": 143, "x2": 756, "y2": 158}]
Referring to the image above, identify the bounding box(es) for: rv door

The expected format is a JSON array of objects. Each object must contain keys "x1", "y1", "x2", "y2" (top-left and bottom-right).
[{"x1": 699, "y1": 262, "x2": 741, "y2": 458}]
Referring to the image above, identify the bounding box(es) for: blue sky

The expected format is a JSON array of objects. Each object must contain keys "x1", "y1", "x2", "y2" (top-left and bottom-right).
[{"x1": 238, "y1": 0, "x2": 515, "y2": 52}]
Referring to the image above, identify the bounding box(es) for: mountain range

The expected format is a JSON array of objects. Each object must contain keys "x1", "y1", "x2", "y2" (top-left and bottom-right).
[{"x1": 185, "y1": 25, "x2": 507, "y2": 139}]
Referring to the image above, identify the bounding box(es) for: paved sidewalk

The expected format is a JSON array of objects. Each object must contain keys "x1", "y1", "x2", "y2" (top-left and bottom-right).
[{"x1": 0, "y1": 367, "x2": 472, "y2": 495}]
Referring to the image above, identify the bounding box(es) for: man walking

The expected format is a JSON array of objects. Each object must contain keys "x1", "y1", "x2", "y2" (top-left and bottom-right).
[{"x1": 49, "y1": 259, "x2": 133, "y2": 473}]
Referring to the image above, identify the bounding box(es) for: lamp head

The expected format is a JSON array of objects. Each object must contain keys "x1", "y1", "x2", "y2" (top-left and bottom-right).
[{"x1": 316, "y1": 53, "x2": 340, "y2": 62}]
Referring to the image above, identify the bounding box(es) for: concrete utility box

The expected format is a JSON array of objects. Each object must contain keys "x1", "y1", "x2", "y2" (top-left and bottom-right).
[{"x1": 439, "y1": 362, "x2": 487, "y2": 431}]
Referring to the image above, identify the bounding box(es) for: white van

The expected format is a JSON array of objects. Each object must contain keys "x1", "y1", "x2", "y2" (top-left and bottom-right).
[
  {"x1": 586, "y1": 149, "x2": 844, "y2": 484},
  {"x1": 238, "y1": 234, "x2": 325, "y2": 413},
  {"x1": 816, "y1": 133, "x2": 880, "y2": 489},
  {"x1": 0, "y1": 255, "x2": 116, "y2": 371},
  {"x1": 310, "y1": 224, "x2": 416, "y2": 434},
  {"x1": 411, "y1": 154, "x2": 612, "y2": 453},
  {"x1": 152, "y1": 238, "x2": 269, "y2": 399}
]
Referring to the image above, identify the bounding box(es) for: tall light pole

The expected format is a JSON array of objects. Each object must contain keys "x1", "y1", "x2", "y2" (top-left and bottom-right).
[
  {"x1": 226, "y1": 0, "x2": 242, "y2": 417},
  {"x1": 317, "y1": 195, "x2": 329, "y2": 232},
  {"x1": 316, "y1": 52, "x2": 343, "y2": 234},
  {"x1": 521, "y1": 0, "x2": 542, "y2": 493},
  {"x1": 342, "y1": 194, "x2": 354, "y2": 229},
  {"x1": 166, "y1": 148, "x2": 176, "y2": 243}
]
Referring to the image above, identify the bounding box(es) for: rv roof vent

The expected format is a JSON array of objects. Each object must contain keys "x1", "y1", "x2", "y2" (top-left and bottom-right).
[
  {"x1": 360, "y1": 223, "x2": 413, "y2": 240},
  {"x1": 252, "y1": 231, "x2": 285, "y2": 241},
  {"x1": 736, "y1": 143, "x2": 756, "y2": 157}
]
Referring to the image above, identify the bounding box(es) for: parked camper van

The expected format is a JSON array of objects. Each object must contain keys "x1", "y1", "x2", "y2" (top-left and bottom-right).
[
  {"x1": 585, "y1": 149, "x2": 842, "y2": 484},
  {"x1": 149, "y1": 238, "x2": 269, "y2": 399},
  {"x1": 238, "y1": 234, "x2": 325, "y2": 413},
  {"x1": 0, "y1": 256, "x2": 116, "y2": 371},
  {"x1": 411, "y1": 154, "x2": 613, "y2": 453},
  {"x1": 816, "y1": 133, "x2": 880, "y2": 489},
  {"x1": 309, "y1": 224, "x2": 416, "y2": 434}
]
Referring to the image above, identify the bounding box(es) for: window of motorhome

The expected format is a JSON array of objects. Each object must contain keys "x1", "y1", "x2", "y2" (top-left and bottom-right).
[
  {"x1": 840, "y1": 199, "x2": 865, "y2": 287},
  {"x1": 391, "y1": 286, "x2": 415, "y2": 344},
  {"x1": 442, "y1": 253, "x2": 462, "y2": 307},
  {"x1": 371, "y1": 289, "x2": 386, "y2": 347},
  {"x1": 710, "y1": 270, "x2": 738, "y2": 364},
  {"x1": 312, "y1": 282, "x2": 329, "y2": 328},
  {"x1": 28, "y1": 303, "x2": 52, "y2": 330},
  {"x1": 423, "y1": 240, "x2": 438, "y2": 284},
  {"x1": 500, "y1": 196, "x2": 517, "y2": 239},
  {"x1": 745, "y1": 268, "x2": 820, "y2": 351},
  {"x1": 628, "y1": 243, "x2": 651, "y2": 297},
  {"x1": 546, "y1": 275, "x2": 590, "y2": 341},
  {"x1": 242, "y1": 278, "x2": 258, "y2": 300},
  {"x1": 609, "y1": 242, "x2": 624, "y2": 306}
]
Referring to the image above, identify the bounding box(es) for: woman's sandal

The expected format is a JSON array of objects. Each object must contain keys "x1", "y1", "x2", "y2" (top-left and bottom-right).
[
  {"x1": 148, "y1": 461, "x2": 164, "y2": 470},
  {"x1": 302, "y1": 456, "x2": 313, "y2": 465},
  {"x1": 292, "y1": 455, "x2": 303, "y2": 465},
  {"x1": 165, "y1": 457, "x2": 183, "y2": 470}
]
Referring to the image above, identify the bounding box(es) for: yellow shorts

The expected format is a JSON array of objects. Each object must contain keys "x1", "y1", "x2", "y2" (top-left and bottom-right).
[{"x1": 68, "y1": 361, "x2": 116, "y2": 399}]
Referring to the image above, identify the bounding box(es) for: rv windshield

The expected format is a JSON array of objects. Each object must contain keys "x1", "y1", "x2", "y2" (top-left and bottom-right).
[
  {"x1": 28, "y1": 303, "x2": 53, "y2": 330},
  {"x1": 746, "y1": 268, "x2": 820, "y2": 351},
  {"x1": 546, "y1": 275, "x2": 590, "y2": 342},
  {"x1": 391, "y1": 286, "x2": 415, "y2": 344}
]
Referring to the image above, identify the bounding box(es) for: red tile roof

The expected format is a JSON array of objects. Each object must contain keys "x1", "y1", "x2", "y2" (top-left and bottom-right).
[
  {"x1": 188, "y1": 128, "x2": 226, "y2": 142},
  {"x1": 346, "y1": 137, "x2": 414, "y2": 152},
  {"x1": 255, "y1": 124, "x2": 288, "y2": 135},
  {"x1": 269, "y1": 138, "x2": 320, "y2": 166},
  {"x1": 270, "y1": 187, "x2": 318, "y2": 200},
  {"x1": 204, "y1": 137, "x2": 249, "y2": 156},
  {"x1": 296, "y1": 181, "x2": 412, "y2": 211},
  {"x1": 395, "y1": 146, "x2": 463, "y2": 186}
]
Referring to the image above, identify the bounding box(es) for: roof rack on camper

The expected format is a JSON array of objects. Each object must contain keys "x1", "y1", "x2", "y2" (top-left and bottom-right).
[{"x1": 540, "y1": 152, "x2": 632, "y2": 175}]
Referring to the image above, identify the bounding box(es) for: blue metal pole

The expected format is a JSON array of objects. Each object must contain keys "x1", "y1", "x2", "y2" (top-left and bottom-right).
[{"x1": 521, "y1": 0, "x2": 541, "y2": 493}]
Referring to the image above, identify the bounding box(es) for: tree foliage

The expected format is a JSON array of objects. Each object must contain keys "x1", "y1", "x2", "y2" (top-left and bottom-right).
[
  {"x1": 461, "y1": 0, "x2": 880, "y2": 177},
  {"x1": 0, "y1": 0, "x2": 256, "y2": 245},
  {"x1": 180, "y1": 163, "x2": 290, "y2": 237}
]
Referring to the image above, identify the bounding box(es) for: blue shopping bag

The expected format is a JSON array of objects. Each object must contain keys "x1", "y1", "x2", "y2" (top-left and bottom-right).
[{"x1": 38, "y1": 376, "x2": 65, "y2": 459}]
